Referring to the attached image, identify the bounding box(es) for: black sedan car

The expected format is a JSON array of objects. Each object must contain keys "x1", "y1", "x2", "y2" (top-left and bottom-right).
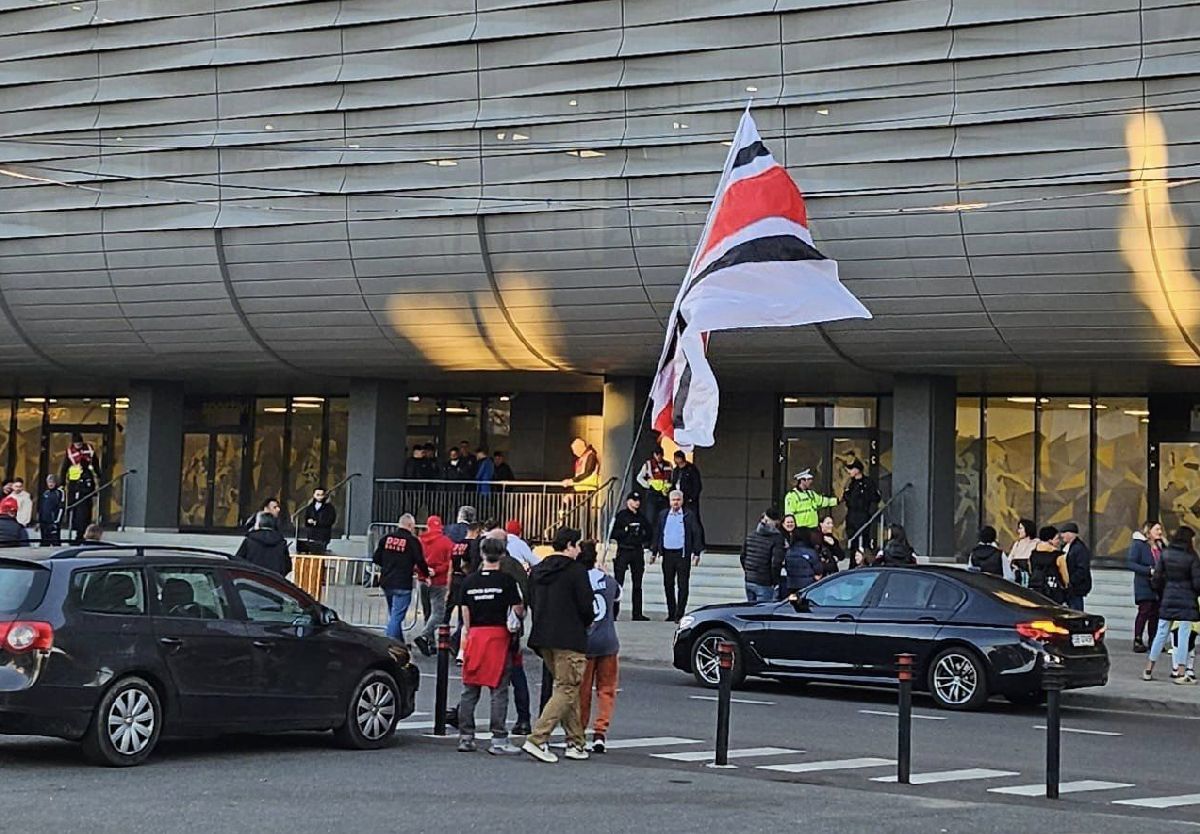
[
  {"x1": 673, "y1": 566, "x2": 1108, "y2": 709},
  {"x1": 0, "y1": 546, "x2": 419, "y2": 765}
]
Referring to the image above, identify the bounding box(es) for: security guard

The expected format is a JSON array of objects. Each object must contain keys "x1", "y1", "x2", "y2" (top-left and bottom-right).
[{"x1": 784, "y1": 469, "x2": 838, "y2": 528}]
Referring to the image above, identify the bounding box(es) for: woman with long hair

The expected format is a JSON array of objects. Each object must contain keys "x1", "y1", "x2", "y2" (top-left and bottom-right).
[
  {"x1": 1006, "y1": 518, "x2": 1037, "y2": 585},
  {"x1": 1127, "y1": 520, "x2": 1165, "y2": 653},
  {"x1": 816, "y1": 514, "x2": 843, "y2": 576},
  {"x1": 1144, "y1": 526, "x2": 1200, "y2": 683},
  {"x1": 876, "y1": 524, "x2": 917, "y2": 566}
]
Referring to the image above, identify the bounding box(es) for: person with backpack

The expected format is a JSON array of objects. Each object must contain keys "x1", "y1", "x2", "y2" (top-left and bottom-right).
[
  {"x1": 1143, "y1": 526, "x2": 1200, "y2": 684},
  {"x1": 876, "y1": 524, "x2": 918, "y2": 567},
  {"x1": 967, "y1": 526, "x2": 1004, "y2": 576},
  {"x1": 578, "y1": 541, "x2": 621, "y2": 754},
  {"x1": 1028, "y1": 526, "x2": 1070, "y2": 605}
]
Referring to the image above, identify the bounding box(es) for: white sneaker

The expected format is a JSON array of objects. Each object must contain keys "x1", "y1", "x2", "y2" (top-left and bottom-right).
[
  {"x1": 521, "y1": 739, "x2": 558, "y2": 763},
  {"x1": 563, "y1": 744, "x2": 590, "y2": 761},
  {"x1": 489, "y1": 741, "x2": 522, "y2": 756}
]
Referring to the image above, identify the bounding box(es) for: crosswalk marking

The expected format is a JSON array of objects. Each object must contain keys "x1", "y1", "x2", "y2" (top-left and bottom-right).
[
  {"x1": 689, "y1": 695, "x2": 776, "y2": 706},
  {"x1": 873, "y1": 768, "x2": 1019, "y2": 785},
  {"x1": 989, "y1": 780, "x2": 1133, "y2": 796},
  {"x1": 1114, "y1": 794, "x2": 1200, "y2": 809},
  {"x1": 759, "y1": 757, "x2": 894, "y2": 774},
  {"x1": 1032, "y1": 725, "x2": 1122, "y2": 737},
  {"x1": 652, "y1": 746, "x2": 800, "y2": 762},
  {"x1": 602, "y1": 737, "x2": 704, "y2": 750},
  {"x1": 859, "y1": 709, "x2": 947, "y2": 722}
]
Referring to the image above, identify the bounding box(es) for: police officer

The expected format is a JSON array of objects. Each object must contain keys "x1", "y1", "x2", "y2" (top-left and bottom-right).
[
  {"x1": 636, "y1": 445, "x2": 672, "y2": 527},
  {"x1": 609, "y1": 491, "x2": 652, "y2": 620},
  {"x1": 784, "y1": 469, "x2": 838, "y2": 529}
]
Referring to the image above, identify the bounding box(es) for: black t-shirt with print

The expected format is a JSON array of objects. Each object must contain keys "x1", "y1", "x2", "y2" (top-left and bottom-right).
[{"x1": 460, "y1": 568, "x2": 521, "y2": 627}]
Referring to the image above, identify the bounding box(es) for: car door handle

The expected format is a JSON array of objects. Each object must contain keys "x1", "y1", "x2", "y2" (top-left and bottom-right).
[
  {"x1": 252, "y1": 640, "x2": 274, "y2": 649},
  {"x1": 158, "y1": 637, "x2": 183, "y2": 647},
  {"x1": 834, "y1": 615, "x2": 856, "y2": 622},
  {"x1": 918, "y1": 617, "x2": 939, "y2": 623}
]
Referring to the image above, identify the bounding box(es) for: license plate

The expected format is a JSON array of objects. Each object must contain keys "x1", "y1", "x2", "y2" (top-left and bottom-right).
[{"x1": 1072, "y1": 633, "x2": 1095, "y2": 647}]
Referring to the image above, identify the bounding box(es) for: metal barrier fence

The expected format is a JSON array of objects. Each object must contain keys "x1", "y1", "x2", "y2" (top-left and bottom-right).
[
  {"x1": 293, "y1": 554, "x2": 422, "y2": 631},
  {"x1": 371, "y1": 478, "x2": 617, "y2": 544}
]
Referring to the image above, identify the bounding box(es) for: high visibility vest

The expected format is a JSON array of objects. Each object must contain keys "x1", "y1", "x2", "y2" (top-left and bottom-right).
[
  {"x1": 572, "y1": 449, "x2": 600, "y2": 492},
  {"x1": 784, "y1": 489, "x2": 837, "y2": 528}
]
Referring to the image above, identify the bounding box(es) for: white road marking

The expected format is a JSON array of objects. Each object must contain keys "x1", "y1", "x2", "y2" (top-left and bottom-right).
[
  {"x1": 989, "y1": 780, "x2": 1133, "y2": 796},
  {"x1": 690, "y1": 695, "x2": 776, "y2": 706},
  {"x1": 602, "y1": 736, "x2": 704, "y2": 750},
  {"x1": 1114, "y1": 794, "x2": 1200, "y2": 809},
  {"x1": 873, "y1": 768, "x2": 1020, "y2": 785},
  {"x1": 759, "y1": 757, "x2": 895, "y2": 774},
  {"x1": 858, "y1": 709, "x2": 947, "y2": 721},
  {"x1": 652, "y1": 746, "x2": 800, "y2": 762},
  {"x1": 395, "y1": 721, "x2": 433, "y2": 730},
  {"x1": 1032, "y1": 725, "x2": 1122, "y2": 737}
]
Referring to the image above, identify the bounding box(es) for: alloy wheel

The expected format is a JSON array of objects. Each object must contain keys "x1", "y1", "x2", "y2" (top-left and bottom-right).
[
  {"x1": 932, "y1": 652, "x2": 978, "y2": 706},
  {"x1": 356, "y1": 681, "x2": 397, "y2": 741},
  {"x1": 107, "y1": 689, "x2": 156, "y2": 756},
  {"x1": 694, "y1": 635, "x2": 727, "y2": 686}
]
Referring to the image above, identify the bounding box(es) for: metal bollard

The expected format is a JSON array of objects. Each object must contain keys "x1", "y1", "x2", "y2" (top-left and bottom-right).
[
  {"x1": 433, "y1": 624, "x2": 451, "y2": 737},
  {"x1": 896, "y1": 653, "x2": 914, "y2": 784},
  {"x1": 713, "y1": 640, "x2": 735, "y2": 767},
  {"x1": 1043, "y1": 658, "x2": 1067, "y2": 799}
]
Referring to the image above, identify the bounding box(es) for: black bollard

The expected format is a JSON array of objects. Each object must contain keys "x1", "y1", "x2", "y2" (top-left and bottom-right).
[
  {"x1": 433, "y1": 624, "x2": 451, "y2": 736},
  {"x1": 1043, "y1": 659, "x2": 1067, "y2": 799},
  {"x1": 896, "y1": 653, "x2": 914, "y2": 784},
  {"x1": 714, "y1": 640, "x2": 734, "y2": 767}
]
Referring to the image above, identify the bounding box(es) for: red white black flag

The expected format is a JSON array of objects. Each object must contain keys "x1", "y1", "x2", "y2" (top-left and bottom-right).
[{"x1": 651, "y1": 108, "x2": 872, "y2": 448}]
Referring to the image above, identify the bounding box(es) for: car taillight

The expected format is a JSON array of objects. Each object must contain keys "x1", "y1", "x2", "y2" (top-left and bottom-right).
[
  {"x1": 0, "y1": 621, "x2": 54, "y2": 653},
  {"x1": 1094, "y1": 625, "x2": 1106, "y2": 643},
  {"x1": 1016, "y1": 620, "x2": 1070, "y2": 641}
]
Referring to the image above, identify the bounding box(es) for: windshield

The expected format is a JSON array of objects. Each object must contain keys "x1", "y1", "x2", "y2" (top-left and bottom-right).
[{"x1": 0, "y1": 564, "x2": 50, "y2": 615}]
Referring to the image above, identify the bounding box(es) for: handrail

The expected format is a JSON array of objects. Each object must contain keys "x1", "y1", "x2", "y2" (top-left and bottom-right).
[
  {"x1": 847, "y1": 481, "x2": 913, "y2": 549},
  {"x1": 64, "y1": 469, "x2": 138, "y2": 513},
  {"x1": 373, "y1": 478, "x2": 572, "y2": 487},
  {"x1": 540, "y1": 477, "x2": 618, "y2": 540},
  {"x1": 289, "y1": 472, "x2": 361, "y2": 529}
]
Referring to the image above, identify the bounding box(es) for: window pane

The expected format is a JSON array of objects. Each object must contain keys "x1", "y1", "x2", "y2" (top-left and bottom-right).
[
  {"x1": 955, "y1": 399, "x2": 982, "y2": 554},
  {"x1": 289, "y1": 398, "x2": 324, "y2": 504},
  {"x1": 443, "y1": 398, "x2": 481, "y2": 454},
  {"x1": 231, "y1": 572, "x2": 311, "y2": 624},
  {"x1": 487, "y1": 399, "x2": 510, "y2": 448},
  {"x1": 326, "y1": 398, "x2": 349, "y2": 530},
  {"x1": 877, "y1": 573, "x2": 935, "y2": 608},
  {"x1": 46, "y1": 398, "x2": 110, "y2": 425},
  {"x1": 252, "y1": 399, "x2": 285, "y2": 516},
  {"x1": 0, "y1": 399, "x2": 10, "y2": 479},
  {"x1": 1037, "y1": 400, "x2": 1091, "y2": 531},
  {"x1": 107, "y1": 398, "x2": 128, "y2": 521},
  {"x1": 984, "y1": 398, "x2": 1034, "y2": 548},
  {"x1": 807, "y1": 572, "x2": 877, "y2": 607},
  {"x1": 1095, "y1": 398, "x2": 1148, "y2": 558},
  {"x1": 832, "y1": 397, "x2": 876, "y2": 428},
  {"x1": 71, "y1": 569, "x2": 145, "y2": 615},
  {"x1": 14, "y1": 402, "x2": 43, "y2": 490},
  {"x1": 152, "y1": 568, "x2": 232, "y2": 619}
]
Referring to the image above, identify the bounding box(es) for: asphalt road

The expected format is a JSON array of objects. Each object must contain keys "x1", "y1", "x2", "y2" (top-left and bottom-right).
[{"x1": 3, "y1": 658, "x2": 1199, "y2": 834}]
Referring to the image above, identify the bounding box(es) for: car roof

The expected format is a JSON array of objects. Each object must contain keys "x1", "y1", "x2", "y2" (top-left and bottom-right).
[{"x1": 40, "y1": 544, "x2": 233, "y2": 569}]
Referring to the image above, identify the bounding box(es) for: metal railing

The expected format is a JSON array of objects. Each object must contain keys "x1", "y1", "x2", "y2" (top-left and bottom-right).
[
  {"x1": 293, "y1": 553, "x2": 423, "y2": 631},
  {"x1": 847, "y1": 481, "x2": 913, "y2": 555},
  {"x1": 372, "y1": 477, "x2": 619, "y2": 544},
  {"x1": 63, "y1": 469, "x2": 138, "y2": 531},
  {"x1": 289, "y1": 472, "x2": 361, "y2": 546}
]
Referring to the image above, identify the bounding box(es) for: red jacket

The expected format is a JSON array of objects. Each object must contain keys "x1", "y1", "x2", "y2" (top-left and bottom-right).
[{"x1": 419, "y1": 516, "x2": 454, "y2": 587}]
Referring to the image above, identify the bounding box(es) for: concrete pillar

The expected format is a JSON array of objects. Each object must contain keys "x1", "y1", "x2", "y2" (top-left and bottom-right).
[
  {"x1": 346, "y1": 380, "x2": 408, "y2": 535},
  {"x1": 891, "y1": 375, "x2": 957, "y2": 560},
  {"x1": 601, "y1": 377, "x2": 651, "y2": 497},
  {"x1": 123, "y1": 381, "x2": 185, "y2": 532}
]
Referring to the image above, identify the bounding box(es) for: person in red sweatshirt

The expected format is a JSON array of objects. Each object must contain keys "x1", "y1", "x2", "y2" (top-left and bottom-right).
[{"x1": 414, "y1": 515, "x2": 454, "y2": 656}]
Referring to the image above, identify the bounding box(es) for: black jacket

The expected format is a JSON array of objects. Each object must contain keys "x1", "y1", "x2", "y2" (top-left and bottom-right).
[
  {"x1": 0, "y1": 516, "x2": 30, "y2": 546},
  {"x1": 740, "y1": 521, "x2": 785, "y2": 586},
  {"x1": 1126, "y1": 533, "x2": 1161, "y2": 604},
  {"x1": 1063, "y1": 539, "x2": 1093, "y2": 598},
  {"x1": 493, "y1": 462, "x2": 516, "y2": 482},
  {"x1": 303, "y1": 502, "x2": 337, "y2": 544},
  {"x1": 1153, "y1": 544, "x2": 1200, "y2": 622},
  {"x1": 234, "y1": 529, "x2": 292, "y2": 577},
  {"x1": 671, "y1": 464, "x2": 703, "y2": 506},
  {"x1": 38, "y1": 487, "x2": 65, "y2": 525},
  {"x1": 842, "y1": 476, "x2": 881, "y2": 522},
  {"x1": 611, "y1": 507, "x2": 652, "y2": 553},
  {"x1": 817, "y1": 536, "x2": 843, "y2": 576},
  {"x1": 784, "y1": 541, "x2": 823, "y2": 591},
  {"x1": 527, "y1": 554, "x2": 593, "y2": 654},
  {"x1": 371, "y1": 528, "x2": 429, "y2": 591},
  {"x1": 877, "y1": 538, "x2": 917, "y2": 567},
  {"x1": 968, "y1": 544, "x2": 1004, "y2": 577},
  {"x1": 652, "y1": 508, "x2": 704, "y2": 557}
]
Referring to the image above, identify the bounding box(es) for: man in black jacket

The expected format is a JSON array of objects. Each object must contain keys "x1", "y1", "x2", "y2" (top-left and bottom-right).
[
  {"x1": 522, "y1": 527, "x2": 594, "y2": 764},
  {"x1": 670, "y1": 451, "x2": 703, "y2": 522},
  {"x1": 609, "y1": 491, "x2": 652, "y2": 620},
  {"x1": 234, "y1": 513, "x2": 292, "y2": 577},
  {"x1": 372, "y1": 513, "x2": 431, "y2": 641},
  {"x1": 651, "y1": 490, "x2": 704, "y2": 623},
  {"x1": 741, "y1": 508, "x2": 785, "y2": 602},
  {"x1": 842, "y1": 460, "x2": 881, "y2": 554},
  {"x1": 302, "y1": 487, "x2": 337, "y2": 554},
  {"x1": 967, "y1": 525, "x2": 1004, "y2": 577},
  {"x1": 1059, "y1": 521, "x2": 1092, "y2": 611}
]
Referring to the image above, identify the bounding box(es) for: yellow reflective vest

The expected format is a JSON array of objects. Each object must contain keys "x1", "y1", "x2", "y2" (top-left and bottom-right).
[{"x1": 784, "y1": 488, "x2": 838, "y2": 528}]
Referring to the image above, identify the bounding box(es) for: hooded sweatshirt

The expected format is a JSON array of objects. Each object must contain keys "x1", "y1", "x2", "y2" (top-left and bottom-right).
[
  {"x1": 527, "y1": 553, "x2": 593, "y2": 654},
  {"x1": 418, "y1": 516, "x2": 454, "y2": 588},
  {"x1": 234, "y1": 528, "x2": 292, "y2": 577},
  {"x1": 968, "y1": 543, "x2": 1004, "y2": 576}
]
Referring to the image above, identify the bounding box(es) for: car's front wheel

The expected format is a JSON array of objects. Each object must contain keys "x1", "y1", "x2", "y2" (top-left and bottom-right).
[
  {"x1": 928, "y1": 647, "x2": 989, "y2": 710},
  {"x1": 82, "y1": 676, "x2": 162, "y2": 767},
  {"x1": 333, "y1": 669, "x2": 400, "y2": 749},
  {"x1": 690, "y1": 628, "x2": 746, "y2": 689}
]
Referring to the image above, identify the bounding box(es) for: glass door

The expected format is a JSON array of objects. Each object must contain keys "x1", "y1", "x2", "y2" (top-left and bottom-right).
[
  {"x1": 780, "y1": 430, "x2": 876, "y2": 539},
  {"x1": 1158, "y1": 441, "x2": 1200, "y2": 533},
  {"x1": 180, "y1": 431, "x2": 246, "y2": 530}
]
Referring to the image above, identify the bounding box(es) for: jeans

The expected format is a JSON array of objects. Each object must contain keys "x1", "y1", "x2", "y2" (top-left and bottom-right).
[
  {"x1": 744, "y1": 582, "x2": 777, "y2": 603},
  {"x1": 419, "y1": 584, "x2": 431, "y2": 622},
  {"x1": 1066, "y1": 595, "x2": 1086, "y2": 612},
  {"x1": 1135, "y1": 600, "x2": 1160, "y2": 645},
  {"x1": 613, "y1": 548, "x2": 645, "y2": 618},
  {"x1": 384, "y1": 588, "x2": 413, "y2": 641},
  {"x1": 580, "y1": 654, "x2": 619, "y2": 736},
  {"x1": 419, "y1": 585, "x2": 449, "y2": 644},
  {"x1": 661, "y1": 549, "x2": 691, "y2": 620},
  {"x1": 510, "y1": 646, "x2": 531, "y2": 725},
  {"x1": 529, "y1": 648, "x2": 587, "y2": 748},
  {"x1": 1149, "y1": 618, "x2": 1196, "y2": 669},
  {"x1": 458, "y1": 659, "x2": 511, "y2": 741}
]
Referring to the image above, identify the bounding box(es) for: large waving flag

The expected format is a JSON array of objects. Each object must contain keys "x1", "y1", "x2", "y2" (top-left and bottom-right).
[{"x1": 651, "y1": 108, "x2": 872, "y2": 449}]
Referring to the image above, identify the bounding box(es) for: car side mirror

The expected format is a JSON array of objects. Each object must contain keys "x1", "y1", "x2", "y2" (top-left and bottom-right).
[
  {"x1": 790, "y1": 595, "x2": 811, "y2": 613},
  {"x1": 318, "y1": 606, "x2": 339, "y2": 627}
]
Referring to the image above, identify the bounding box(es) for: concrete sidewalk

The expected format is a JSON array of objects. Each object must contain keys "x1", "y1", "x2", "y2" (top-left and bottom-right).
[{"x1": 615, "y1": 618, "x2": 1200, "y2": 717}]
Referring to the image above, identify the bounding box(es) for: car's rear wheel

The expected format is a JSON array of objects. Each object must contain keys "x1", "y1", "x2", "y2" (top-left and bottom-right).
[
  {"x1": 928, "y1": 647, "x2": 989, "y2": 710},
  {"x1": 82, "y1": 676, "x2": 162, "y2": 767},
  {"x1": 690, "y1": 628, "x2": 746, "y2": 689},
  {"x1": 333, "y1": 669, "x2": 400, "y2": 749}
]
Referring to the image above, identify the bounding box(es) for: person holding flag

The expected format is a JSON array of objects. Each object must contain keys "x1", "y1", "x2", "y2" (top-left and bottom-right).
[{"x1": 784, "y1": 470, "x2": 838, "y2": 529}]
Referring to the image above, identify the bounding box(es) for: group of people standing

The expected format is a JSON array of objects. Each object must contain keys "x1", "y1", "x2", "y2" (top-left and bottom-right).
[
  {"x1": 1127, "y1": 521, "x2": 1199, "y2": 685},
  {"x1": 965, "y1": 519, "x2": 1093, "y2": 611},
  {"x1": 403, "y1": 442, "x2": 517, "y2": 492},
  {"x1": 0, "y1": 434, "x2": 102, "y2": 546}
]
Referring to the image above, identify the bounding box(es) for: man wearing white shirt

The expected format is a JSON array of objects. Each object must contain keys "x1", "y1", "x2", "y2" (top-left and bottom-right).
[
  {"x1": 504, "y1": 519, "x2": 539, "y2": 568},
  {"x1": 9, "y1": 479, "x2": 33, "y2": 528}
]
